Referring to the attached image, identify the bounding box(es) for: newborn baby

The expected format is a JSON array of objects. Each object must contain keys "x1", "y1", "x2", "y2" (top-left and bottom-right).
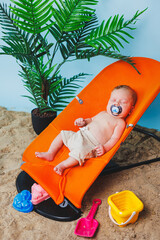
[{"x1": 35, "y1": 85, "x2": 137, "y2": 175}]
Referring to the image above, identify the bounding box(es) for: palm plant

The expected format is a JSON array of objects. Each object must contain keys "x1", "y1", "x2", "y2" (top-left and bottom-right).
[{"x1": 0, "y1": 0, "x2": 147, "y2": 114}]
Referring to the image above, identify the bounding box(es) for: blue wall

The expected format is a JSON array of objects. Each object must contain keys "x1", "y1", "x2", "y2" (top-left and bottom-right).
[{"x1": 0, "y1": 0, "x2": 159, "y2": 130}]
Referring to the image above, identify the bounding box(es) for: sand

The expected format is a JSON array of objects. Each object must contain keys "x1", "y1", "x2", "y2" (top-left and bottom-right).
[{"x1": 0, "y1": 106, "x2": 160, "y2": 240}]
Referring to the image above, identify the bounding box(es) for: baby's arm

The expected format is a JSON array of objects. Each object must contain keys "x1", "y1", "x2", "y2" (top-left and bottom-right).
[
  {"x1": 104, "y1": 121, "x2": 126, "y2": 151},
  {"x1": 74, "y1": 111, "x2": 103, "y2": 127},
  {"x1": 95, "y1": 121, "x2": 126, "y2": 156},
  {"x1": 74, "y1": 117, "x2": 92, "y2": 127}
]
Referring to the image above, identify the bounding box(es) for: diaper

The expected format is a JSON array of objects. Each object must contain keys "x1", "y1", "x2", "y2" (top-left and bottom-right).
[{"x1": 61, "y1": 126, "x2": 100, "y2": 166}]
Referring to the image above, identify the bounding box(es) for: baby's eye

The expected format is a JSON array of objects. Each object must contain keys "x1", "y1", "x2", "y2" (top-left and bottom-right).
[{"x1": 121, "y1": 101, "x2": 127, "y2": 105}]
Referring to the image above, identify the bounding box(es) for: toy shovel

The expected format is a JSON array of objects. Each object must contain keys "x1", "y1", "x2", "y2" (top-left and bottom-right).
[{"x1": 74, "y1": 199, "x2": 102, "y2": 237}]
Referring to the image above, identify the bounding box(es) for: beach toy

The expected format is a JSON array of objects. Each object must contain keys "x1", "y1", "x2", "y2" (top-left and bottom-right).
[
  {"x1": 31, "y1": 183, "x2": 50, "y2": 205},
  {"x1": 13, "y1": 190, "x2": 33, "y2": 213},
  {"x1": 74, "y1": 199, "x2": 101, "y2": 237},
  {"x1": 108, "y1": 190, "x2": 144, "y2": 227}
]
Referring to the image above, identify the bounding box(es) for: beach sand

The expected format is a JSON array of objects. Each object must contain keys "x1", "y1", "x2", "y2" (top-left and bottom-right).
[{"x1": 0, "y1": 106, "x2": 160, "y2": 240}]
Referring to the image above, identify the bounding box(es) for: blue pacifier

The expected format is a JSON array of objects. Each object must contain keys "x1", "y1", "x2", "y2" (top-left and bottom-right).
[{"x1": 110, "y1": 105, "x2": 122, "y2": 116}]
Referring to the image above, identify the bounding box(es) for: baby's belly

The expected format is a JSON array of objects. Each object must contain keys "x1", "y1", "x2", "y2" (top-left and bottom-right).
[{"x1": 88, "y1": 123, "x2": 111, "y2": 145}]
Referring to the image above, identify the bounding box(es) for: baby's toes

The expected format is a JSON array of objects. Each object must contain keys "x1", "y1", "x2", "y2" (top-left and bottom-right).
[
  {"x1": 35, "y1": 152, "x2": 39, "y2": 157},
  {"x1": 54, "y1": 166, "x2": 62, "y2": 175}
]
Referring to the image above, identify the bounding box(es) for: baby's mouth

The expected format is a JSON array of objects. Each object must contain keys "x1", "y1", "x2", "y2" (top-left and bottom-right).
[{"x1": 110, "y1": 105, "x2": 122, "y2": 116}]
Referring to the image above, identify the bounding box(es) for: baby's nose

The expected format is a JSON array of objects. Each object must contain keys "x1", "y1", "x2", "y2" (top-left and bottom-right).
[{"x1": 114, "y1": 101, "x2": 119, "y2": 106}]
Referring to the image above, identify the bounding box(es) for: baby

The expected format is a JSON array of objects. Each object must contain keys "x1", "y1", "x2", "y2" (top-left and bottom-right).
[{"x1": 35, "y1": 85, "x2": 137, "y2": 175}]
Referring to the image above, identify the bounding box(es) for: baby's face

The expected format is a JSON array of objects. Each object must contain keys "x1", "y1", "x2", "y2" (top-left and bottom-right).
[{"x1": 107, "y1": 88, "x2": 134, "y2": 118}]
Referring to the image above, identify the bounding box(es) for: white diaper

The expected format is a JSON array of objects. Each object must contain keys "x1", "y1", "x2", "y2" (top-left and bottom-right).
[{"x1": 61, "y1": 126, "x2": 99, "y2": 165}]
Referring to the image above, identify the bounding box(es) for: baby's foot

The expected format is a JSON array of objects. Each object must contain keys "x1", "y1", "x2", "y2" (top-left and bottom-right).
[
  {"x1": 35, "y1": 152, "x2": 53, "y2": 161},
  {"x1": 54, "y1": 164, "x2": 65, "y2": 176}
]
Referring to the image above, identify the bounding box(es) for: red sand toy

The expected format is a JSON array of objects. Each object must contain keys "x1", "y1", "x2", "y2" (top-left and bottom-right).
[
  {"x1": 31, "y1": 183, "x2": 50, "y2": 205},
  {"x1": 74, "y1": 199, "x2": 101, "y2": 237}
]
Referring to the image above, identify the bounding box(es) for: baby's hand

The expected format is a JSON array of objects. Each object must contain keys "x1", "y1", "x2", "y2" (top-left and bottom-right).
[
  {"x1": 94, "y1": 145, "x2": 106, "y2": 157},
  {"x1": 74, "y1": 118, "x2": 86, "y2": 127}
]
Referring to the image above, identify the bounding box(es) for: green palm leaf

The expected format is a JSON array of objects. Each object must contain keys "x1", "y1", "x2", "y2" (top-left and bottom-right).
[
  {"x1": 20, "y1": 59, "x2": 58, "y2": 113},
  {"x1": 66, "y1": 14, "x2": 99, "y2": 54},
  {"x1": 76, "y1": 46, "x2": 140, "y2": 74},
  {"x1": 0, "y1": 3, "x2": 29, "y2": 52},
  {"x1": 49, "y1": 14, "x2": 98, "y2": 62},
  {"x1": 74, "y1": 14, "x2": 98, "y2": 48},
  {"x1": 53, "y1": 0, "x2": 98, "y2": 32},
  {"x1": 85, "y1": 9, "x2": 147, "y2": 51},
  {"x1": 10, "y1": 0, "x2": 55, "y2": 34},
  {"x1": 0, "y1": 3, "x2": 52, "y2": 63},
  {"x1": 48, "y1": 4, "x2": 99, "y2": 62},
  {"x1": 49, "y1": 73, "x2": 87, "y2": 111},
  {"x1": 20, "y1": 65, "x2": 53, "y2": 113}
]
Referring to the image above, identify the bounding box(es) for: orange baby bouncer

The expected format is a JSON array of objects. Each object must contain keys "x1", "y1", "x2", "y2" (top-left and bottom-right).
[{"x1": 16, "y1": 57, "x2": 160, "y2": 221}]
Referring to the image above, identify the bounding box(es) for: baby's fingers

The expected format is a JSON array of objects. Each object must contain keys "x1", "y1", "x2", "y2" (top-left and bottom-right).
[
  {"x1": 94, "y1": 145, "x2": 100, "y2": 150},
  {"x1": 96, "y1": 151, "x2": 103, "y2": 157},
  {"x1": 74, "y1": 119, "x2": 78, "y2": 125},
  {"x1": 94, "y1": 145, "x2": 105, "y2": 156},
  {"x1": 74, "y1": 118, "x2": 84, "y2": 126},
  {"x1": 95, "y1": 145, "x2": 102, "y2": 151},
  {"x1": 94, "y1": 146, "x2": 101, "y2": 155}
]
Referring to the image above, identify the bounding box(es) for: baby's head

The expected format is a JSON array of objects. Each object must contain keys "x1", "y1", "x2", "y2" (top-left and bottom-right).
[{"x1": 107, "y1": 85, "x2": 137, "y2": 118}]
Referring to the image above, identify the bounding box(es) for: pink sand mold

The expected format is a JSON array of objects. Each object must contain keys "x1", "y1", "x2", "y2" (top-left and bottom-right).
[
  {"x1": 31, "y1": 183, "x2": 50, "y2": 205},
  {"x1": 74, "y1": 199, "x2": 102, "y2": 237}
]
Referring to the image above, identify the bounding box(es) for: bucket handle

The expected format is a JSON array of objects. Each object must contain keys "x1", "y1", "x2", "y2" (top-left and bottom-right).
[{"x1": 108, "y1": 206, "x2": 136, "y2": 226}]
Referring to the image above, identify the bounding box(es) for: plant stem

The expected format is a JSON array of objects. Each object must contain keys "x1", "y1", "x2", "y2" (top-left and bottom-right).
[
  {"x1": 49, "y1": 42, "x2": 59, "y2": 68},
  {"x1": 51, "y1": 59, "x2": 66, "y2": 79}
]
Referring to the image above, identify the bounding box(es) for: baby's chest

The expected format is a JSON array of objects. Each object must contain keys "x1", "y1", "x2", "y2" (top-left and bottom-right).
[
  {"x1": 97, "y1": 113, "x2": 117, "y2": 127},
  {"x1": 97, "y1": 113, "x2": 117, "y2": 126}
]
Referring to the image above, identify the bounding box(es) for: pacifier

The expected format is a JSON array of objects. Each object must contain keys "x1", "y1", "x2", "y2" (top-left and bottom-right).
[{"x1": 110, "y1": 105, "x2": 122, "y2": 116}]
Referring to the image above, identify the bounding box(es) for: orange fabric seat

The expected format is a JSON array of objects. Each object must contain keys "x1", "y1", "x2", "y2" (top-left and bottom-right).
[{"x1": 21, "y1": 57, "x2": 160, "y2": 209}]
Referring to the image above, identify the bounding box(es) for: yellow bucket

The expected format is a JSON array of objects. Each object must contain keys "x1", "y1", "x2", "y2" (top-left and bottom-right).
[{"x1": 108, "y1": 190, "x2": 144, "y2": 227}]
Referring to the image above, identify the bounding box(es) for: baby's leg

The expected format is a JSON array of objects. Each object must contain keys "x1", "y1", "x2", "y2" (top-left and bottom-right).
[
  {"x1": 54, "y1": 157, "x2": 79, "y2": 175},
  {"x1": 35, "y1": 133, "x2": 63, "y2": 161}
]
